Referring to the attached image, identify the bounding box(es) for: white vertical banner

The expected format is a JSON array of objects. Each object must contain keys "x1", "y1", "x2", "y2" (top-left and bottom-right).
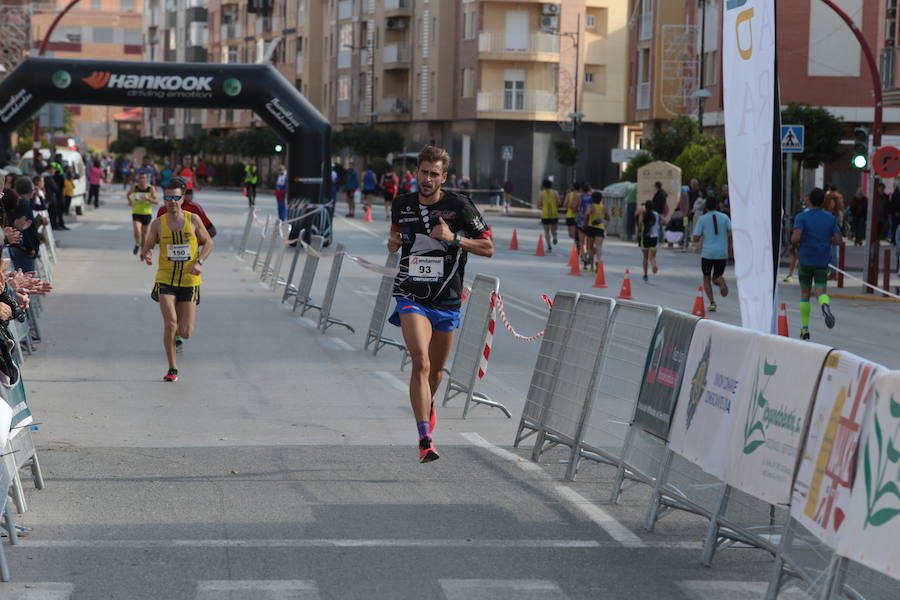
[{"x1": 723, "y1": 0, "x2": 780, "y2": 333}]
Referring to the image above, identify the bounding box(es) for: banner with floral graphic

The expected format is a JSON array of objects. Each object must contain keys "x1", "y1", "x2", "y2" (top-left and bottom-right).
[
  {"x1": 791, "y1": 352, "x2": 884, "y2": 549},
  {"x1": 726, "y1": 336, "x2": 831, "y2": 505},
  {"x1": 668, "y1": 320, "x2": 761, "y2": 479},
  {"x1": 837, "y1": 372, "x2": 900, "y2": 580}
]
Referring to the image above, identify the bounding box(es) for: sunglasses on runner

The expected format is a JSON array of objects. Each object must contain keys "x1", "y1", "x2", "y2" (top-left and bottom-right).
[{"x1": 164, "y1": 195, "x2": 183, "y2": 202}]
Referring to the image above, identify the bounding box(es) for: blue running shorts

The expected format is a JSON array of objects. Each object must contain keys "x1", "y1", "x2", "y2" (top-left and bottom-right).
[{"x1": 388, "y1": 297, "x2": 461, "y2": 333}]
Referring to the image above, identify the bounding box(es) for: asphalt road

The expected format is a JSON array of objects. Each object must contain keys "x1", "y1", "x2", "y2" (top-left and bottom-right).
[{"x1": 4, "y1": 187, "x2": 897, "y2": 599}]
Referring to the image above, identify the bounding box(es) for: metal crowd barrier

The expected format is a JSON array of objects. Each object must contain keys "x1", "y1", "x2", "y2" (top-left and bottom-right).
[
  {"x1": 317, "y1": 243, "x2": 354, "y2": 334},
  {"x1": 251, "y1": 214, "x2": 271, "y2": 272},
  {"x1": 513, "y1": 291, "x2": 579, "y2": 448},
  {"x1": 237, "y1": 209, "x2": 255, "y2": 258},
  {"x1": 291, "y1": 236, "x2": 324, "y2": 316},
  {"x1": 363, "y1": 253, "x2": 404, "y2": 355},
  {"x1": 441, "y1": 274, "x2": 510, "y2": 419},
  {"x1": 0, "y1": 451, "x2": 19, "y2": 581},
  {"x1": 530, "y1": 294, "x2": 614, "y2": 463},
  {"x1": 267, "y1": 226, "x2": 291, "y2": 289},
  {"x1": 281, "y1": 236, "x2": 307, "y2": 304},
  {"x1": 259, "y1": 220, "x2": 281, "y2": 283},
  {"x1": 566, "y1": 300, "x2": 660, "y2": 481}
]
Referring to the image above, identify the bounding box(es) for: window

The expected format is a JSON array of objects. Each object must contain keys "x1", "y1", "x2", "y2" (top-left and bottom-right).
[
  {"x1": 338, "y1": 76, "x2": 351, "y2": 101},
  {"x1": 91, "y1": 0, "x2": 101, "y2": 10},
  {"x1": 339, "y1": 23, "x2": 353, "y2": 48},
  {"x1": 124, "y1": 29, "x2": 141, "y2": 45},
  {"x1": 93, "y1": 27, "x2": 114, "y2": 43},
  {"x1": 503, "y1": 69, "x2": 525, "y2": 110},
  {"x1": 461, "y1": 68, "x2": 474, "y2": 98},
  {"x1": 584, "y1": 72, "x2": 594, "y2": 85},
  {"x1": 703, "y1": 50, "x2": 717, "y2": 86},
  {"x1": 120, "y1": 0, "x2": 135, "y2": 11},
  {"x1": 586, "y1": 15, "x2": 595, "y2": 29}
]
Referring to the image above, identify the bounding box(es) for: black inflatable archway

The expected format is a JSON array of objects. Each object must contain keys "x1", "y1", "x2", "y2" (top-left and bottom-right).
[{"x1": 0, "y1": 57, "x2": 332, "y2": 238}]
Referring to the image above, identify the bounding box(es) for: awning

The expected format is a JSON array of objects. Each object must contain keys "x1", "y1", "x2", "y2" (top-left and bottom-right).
[{"x1": 112, "y1": 107, "x2": 142, "y2": 122}]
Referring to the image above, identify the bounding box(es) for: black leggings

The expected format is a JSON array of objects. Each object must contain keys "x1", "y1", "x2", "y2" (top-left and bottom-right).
[{"x1": 88, "y1": 184, "x2": 100, "y2": 207}]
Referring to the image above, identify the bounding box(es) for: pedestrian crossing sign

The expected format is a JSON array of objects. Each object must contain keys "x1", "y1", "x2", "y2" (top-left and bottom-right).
[{"x1": 780, "y1": 125, "x2": 804, "y2": 153}]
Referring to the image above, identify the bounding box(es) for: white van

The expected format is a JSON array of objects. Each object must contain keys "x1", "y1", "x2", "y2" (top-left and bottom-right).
[{"x1": 21, "y1": 148, "x2": 87, "y2": 215}]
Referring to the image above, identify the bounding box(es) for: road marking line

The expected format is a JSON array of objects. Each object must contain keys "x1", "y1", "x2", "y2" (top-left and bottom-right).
[
  {"x1": 3, "y1": 582, "x2": 75, "y2": 599},
  {"x1": 322, "y1": 337, "x2": 354, "y2": 351},
  {"x1": 15, "y1": 538, "x2": 700, "y2": 550},
  {"x1": 461, "y1": 432, "x2": 646, "y2": 548},
  {"x1": 64, "y1": 222, "x2": 83, "y2": 229},
  {"x1": 338, "y1": 216, "x2": 380, "y2": 238},
  {"x1": 196, "y1": 580, "x2": 321, "y2": 599},
  {"x1": 297, "y1": 318, "x2": 317, "y2": 329},
  {"x1": 361, "y1": 369, "x2": 406, "y2": 392},
  {"x1": 96, "y1": 224, "x2": 121, "y2": 231},
  {"x1": 677, "y1": 580, "x2": 810, "y2": 599},
  {"x1": 440, "y1": 579, "x2": 567, "y2": 600}
]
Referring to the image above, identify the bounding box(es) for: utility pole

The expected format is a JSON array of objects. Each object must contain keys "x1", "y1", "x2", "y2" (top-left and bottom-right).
[
  {"x1": 543, "y1": 13, "x2": 582, "y2": 180},
  {"x1": 698, "y1": 0, "x2": 706, "y2": 128}
]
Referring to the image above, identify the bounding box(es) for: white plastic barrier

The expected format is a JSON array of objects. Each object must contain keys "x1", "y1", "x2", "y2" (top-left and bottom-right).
[
  {"x1": 363, "y1": 253, "x2": 404, "y2": 355},
  {"x1": 317, "y1": 243, "x2": 354, "y2": 334}
]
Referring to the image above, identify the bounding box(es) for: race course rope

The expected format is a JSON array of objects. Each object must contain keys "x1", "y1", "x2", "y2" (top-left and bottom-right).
[{"x1": 492, "y1": 291, "x2": 553, "y2": 342}]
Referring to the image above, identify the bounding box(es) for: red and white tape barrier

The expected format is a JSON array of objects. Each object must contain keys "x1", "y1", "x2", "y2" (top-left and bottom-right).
[
  {"x1": 491, "y1": 291, "x2": 553, "y2": 342},
  {"x1": 478, "y1": 292, "x2": 497, "y2": 379}
]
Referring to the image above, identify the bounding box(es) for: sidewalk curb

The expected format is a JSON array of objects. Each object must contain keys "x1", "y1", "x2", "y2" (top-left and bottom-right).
[{"x1": 830, "y1": 293, "x2": 900, "y2": 303}]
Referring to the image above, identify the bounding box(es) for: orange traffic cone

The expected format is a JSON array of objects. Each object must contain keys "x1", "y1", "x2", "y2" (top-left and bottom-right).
[
  {"x1": 568, "y1": 251, "x2": 582, "y2": 276},
  {"x1": 535, "y1": 234, "x2": 545, "y2": 256},
  {"x1": 777, "y1": 302, "x2": 789, "y2": 337},
  {"x1": 364, "y1": 205, "x2": 373, "y2": 222},
  {"x1": 617, "y1": 270, "x2": 634, "y2": 300},
  {"x1": 509, "y1": 229, "x2": 519, "y2": 250},
  {"x1": 567, "y1": 242, "x2": 578, "y2": 268},
  {"x1": 691, "y1": 286, "x2": 706, "y2": 318},
  {"x1": 592, "y1": 260, "x2": 608, "y2": 288}
]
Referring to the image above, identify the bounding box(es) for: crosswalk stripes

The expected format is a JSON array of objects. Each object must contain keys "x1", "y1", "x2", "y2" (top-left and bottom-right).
[
  {"x1": 195, "y1": 580, "x2": 321, "y2": 600},
  {"x1": 3, "y1": 582, "x2": 75, "y2": 599},
  {"x1": 439, "y1": 579, "x2": 569, "y2": 600},
  {"x1": 677, "y1": 580, "x2": 812, "y2": 599}
]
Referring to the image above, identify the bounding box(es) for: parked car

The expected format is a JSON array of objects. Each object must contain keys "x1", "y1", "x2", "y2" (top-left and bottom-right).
[{"x1": 21, "y1": 148, "x2": 87, "y2": 215}]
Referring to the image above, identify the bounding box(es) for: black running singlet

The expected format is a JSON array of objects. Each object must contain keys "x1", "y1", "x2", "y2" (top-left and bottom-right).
[{"x1": 391, "y1": 190, "x2": 490, "y2": 310}]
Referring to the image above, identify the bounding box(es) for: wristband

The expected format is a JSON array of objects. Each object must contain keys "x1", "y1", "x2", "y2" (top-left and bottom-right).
[{"x1": 196, "y1": 258, "x2": 205, "y2": 265}]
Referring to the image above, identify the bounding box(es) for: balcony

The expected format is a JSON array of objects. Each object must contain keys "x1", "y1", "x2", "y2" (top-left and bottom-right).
[
  {"x1": 382, "y1": 97, "x2": 409, "y2": 115},
  {"x1": 640, "y1": 11, "x2": 653, "y2": 41},
  {"x1": 385, "y1": 0, "x2": 412, "y2": 13},
  {"x1": 383, "y1": 44, "x2": 410, "y2": 67},
  {"x1": 476, "y1": 90, "x2": 557, "y2": 114},
  {"x1": 636, "y1": 81, "x2": 650, "y2": 110},
  {"x1": 220, "y1": 23, "x2": 242, "y2": 41},
  {"x1": 255, "y1": 15, "x2": 280, "y2": 35},
  {"x1": 478, "y1": 32, "x2": 559, "y2": 61}
]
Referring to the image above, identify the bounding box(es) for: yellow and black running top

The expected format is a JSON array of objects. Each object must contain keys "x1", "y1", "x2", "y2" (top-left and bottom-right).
[{"x1": 155, "y1": 213, "x2": 202, "y2": 287}]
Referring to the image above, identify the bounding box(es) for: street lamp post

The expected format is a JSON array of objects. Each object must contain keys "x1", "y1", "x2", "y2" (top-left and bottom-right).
[
  {"x1": 344, "y1": 41, "x2": 376, "y2": 128},
  {"x1": 33, "y1": 0, "x2": 82, "y2": 151},
  {"x1": 543, "y1": 12, "x2": 582, "y2": 178}
]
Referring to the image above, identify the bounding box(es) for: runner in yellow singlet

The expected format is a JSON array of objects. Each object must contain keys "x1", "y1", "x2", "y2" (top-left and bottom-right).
[
  {"x1": 564, "y1": 182, "x2": 580, "y2": 243},
  {"x1": 539, "y1": 179, "x2": 560, "y2": 253},
  {"x1": 127, "y1": 171, "x2": 158, "y2": 257},
  {"x1": 141, "y1": 176, "x2": 213, "y2": 382},
  {"x1": 583, "y1": 191, "x2": 609, "y2": 272}
]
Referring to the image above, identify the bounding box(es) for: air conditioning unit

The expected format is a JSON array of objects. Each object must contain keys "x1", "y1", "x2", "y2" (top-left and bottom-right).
[
  {"x1": 540, "y1": 15, "x2": 559, "y2": 30},
  {"x1": 386, "y1": 17, "x2": 407, "y2": 30},
  {"x1": 542, "y1": 3, "x2": 560, "y2": 15}
]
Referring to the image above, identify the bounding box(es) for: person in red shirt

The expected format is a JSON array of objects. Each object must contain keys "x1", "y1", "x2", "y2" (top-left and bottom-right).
[
  {"x1": 178, "y1": 156, "x2": 196, "y2": 192},
  {"x1": 156, "y1": 189, "x2": 217, "y2": 239},
  {"x1": 195, "y1": 159, "x2": 208, "y2": 186}
]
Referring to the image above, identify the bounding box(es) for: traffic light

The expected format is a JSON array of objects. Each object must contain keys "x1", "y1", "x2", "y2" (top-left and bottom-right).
[
  {"x1": 274, "y1": 143, "x2": 284, "y2": 153},
  {"x1": 851, "y1": 126, "x2": 869, "y2": 170}
]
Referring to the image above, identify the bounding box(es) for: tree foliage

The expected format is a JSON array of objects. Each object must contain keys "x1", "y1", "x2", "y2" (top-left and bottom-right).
[
  {"x1": 553, "y1": 140, "x2": 581, "y2": 168},
  {"x1": 674, "y1": 135, "x2": 728, "y2": 188},
  {"x1": 619, "y1": 151, "x2": 653, "y2": 182},
  {"x1": 644, "y1": 116, "x2": 699, "y2": 163},
  {"x1": 333, "y1": 126, "x2": 404, "y2": 160},
  {"x1": 780, "y1": 102, "x2": 844, "y2": 168}
]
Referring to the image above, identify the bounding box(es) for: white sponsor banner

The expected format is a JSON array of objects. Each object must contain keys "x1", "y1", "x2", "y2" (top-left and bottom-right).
[
  {"x1": 723, "y1": 0, "x2": 778, "y2": 333},
  {"x1": 836, "y1": 371, "x2": 900, "y2": 579},
  {"x1": 726, "y1": 336, "x2": 831, "y2": 506},
  {"x1": 668, "y1": 320, "x2": 761, "y2": 479},
  {"x1": 0, "y1": 400, "x2": 11, "y2": 451},
  {"x1": 791, "y1": 352, "x2": 884, "y2": 549}
]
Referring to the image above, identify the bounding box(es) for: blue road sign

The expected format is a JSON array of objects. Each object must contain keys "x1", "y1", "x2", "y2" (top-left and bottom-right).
[{"x1": 781, "y1": 125, "x2": 804, "y2": 153}]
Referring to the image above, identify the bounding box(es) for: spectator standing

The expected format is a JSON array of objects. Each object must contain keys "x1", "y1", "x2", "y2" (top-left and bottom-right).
[
  {"x1": 651, "y1": 181, "x2": 668, "y2": 216},
  {"x1": 850, "y1": 189, "x2": 867, "y2": 246},
  {"x1": 275, "y1": 164, "x2": 288, "y2": 221},
  {"x1": 344, "y1": 166, "x2": 359, "y2": 218},
  {"x1": 62, "y1": 167, "x2": 75, "y2": 217},
  {"x1": 380, "y1": 170, "x2": 399, "y2": 219},
  {"x1": 10, "y1": 177, "x2": 40, "y2": 272},
  {"x1": 88, "y1": 159, "x2": 103, "y2": 208}
]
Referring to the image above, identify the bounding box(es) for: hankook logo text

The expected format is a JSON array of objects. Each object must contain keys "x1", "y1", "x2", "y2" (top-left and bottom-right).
[{"x1": 83, "y1": 72, "x2": 213, "y2": 92}]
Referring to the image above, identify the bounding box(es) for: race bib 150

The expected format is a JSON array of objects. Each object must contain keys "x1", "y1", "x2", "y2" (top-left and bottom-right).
[{"x1": 167, "y1": 244, "x2": 191, "y2": 262}]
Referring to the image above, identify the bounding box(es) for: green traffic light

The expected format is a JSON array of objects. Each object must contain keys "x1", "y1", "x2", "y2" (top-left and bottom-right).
[
  {"x1": 275, "y1": 144, "x2": 284, "y2": 152},
  {"x1": 851, "y1": 154, "x2": 868, "y2": 169}
]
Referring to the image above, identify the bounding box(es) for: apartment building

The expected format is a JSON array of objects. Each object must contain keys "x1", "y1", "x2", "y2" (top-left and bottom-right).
[
  {"x1": 143, "y1": 0, "x2": 210, "y2": 139},
  {"x1": 30, "y1": 0, "x2": 144, "y2": 150},
  {"x1": 322, "y1": 0, "x2": 629, "y2": 197},
  {"x1": 626, "y1": 0, "x2": 893, "y2": 186}
]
